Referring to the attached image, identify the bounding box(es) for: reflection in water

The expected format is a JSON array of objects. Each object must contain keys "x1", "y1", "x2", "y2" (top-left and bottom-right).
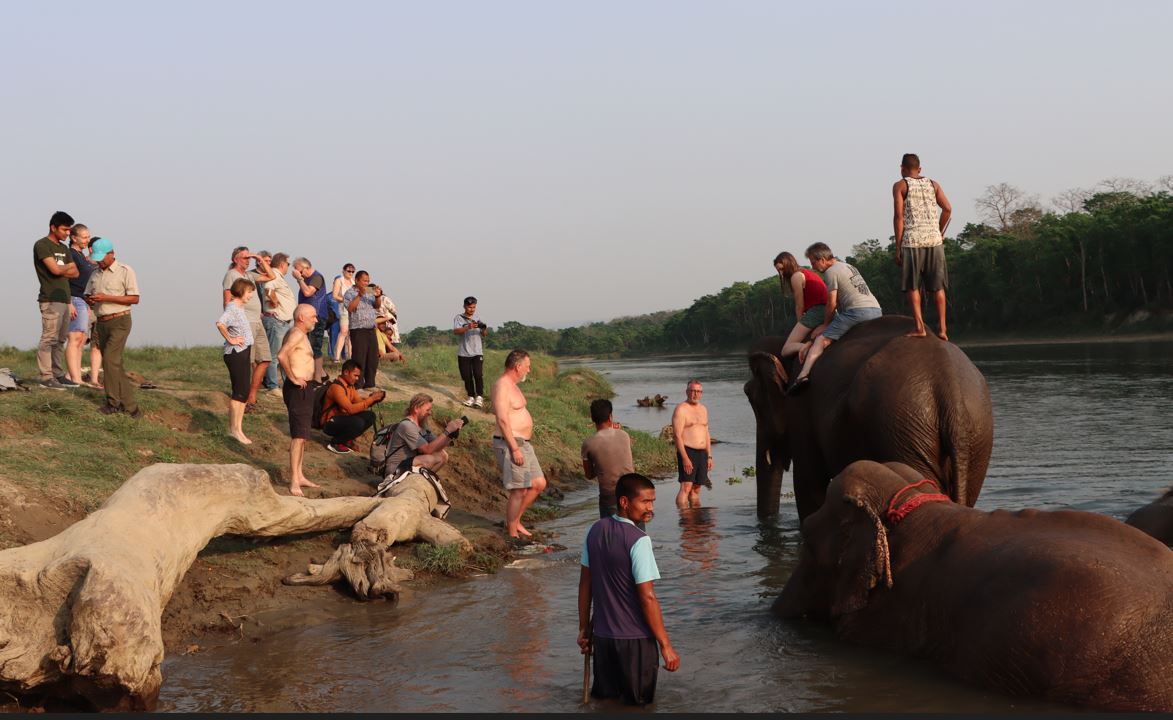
[
  {"x1": 492, "y1": 570, "x2": 550, "y2": 706},
  {"x1": 160, "y1": 345, "x2": 1173, "y2": 713},
  {"x1": 678, "y1": 507, "x2": 719, "y2": 574}
]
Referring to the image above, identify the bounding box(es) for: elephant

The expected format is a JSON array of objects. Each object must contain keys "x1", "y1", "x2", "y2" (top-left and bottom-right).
[
  {"x1": 1125, "y1": 488, "x2": 1173, "y2": 545},
  {"x1": 775, "y1": 460, "x2": 1173, "y2": 712},
  {"x1": 744, "y1": 315, "x2": 993, "y2": 520}
]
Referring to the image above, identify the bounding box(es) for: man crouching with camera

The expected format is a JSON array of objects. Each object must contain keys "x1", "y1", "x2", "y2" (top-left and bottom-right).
[{"x1": 385, "y1": 393, "x2": 467, "y2": 476}]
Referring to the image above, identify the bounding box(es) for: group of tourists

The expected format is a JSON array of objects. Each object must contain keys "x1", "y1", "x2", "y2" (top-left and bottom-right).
[
  {"x1": 24, "y1": 151, "x2": 953, "y2": 708},
  {"x1": 31, "y1": 211, "x2": 140, "y2": 417},
  {"x1": 775, "y1": 152, "x2": 953, "y2": 394}
]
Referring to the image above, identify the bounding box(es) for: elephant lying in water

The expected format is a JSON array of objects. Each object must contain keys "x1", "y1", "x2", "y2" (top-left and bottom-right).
[
  {"x1": 775, "y1": 460, "x2": 1173, "y2": 712},
  {"x1": 1125, "y1": 488, "x2": 1173, "y2": 546},
  {"x1": 744, "y1": 315, "x2": 993, "y2": 520}
]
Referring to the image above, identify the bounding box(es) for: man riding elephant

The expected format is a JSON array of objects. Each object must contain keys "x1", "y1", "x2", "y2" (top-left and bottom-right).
[{"x1": 744, "y1": 315, "x2": 993, "y2": 520}]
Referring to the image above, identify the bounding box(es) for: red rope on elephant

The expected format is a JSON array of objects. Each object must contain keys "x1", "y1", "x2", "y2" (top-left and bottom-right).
[{"x1": 886, "y1": 479, "x2": 950, "y2": 525}]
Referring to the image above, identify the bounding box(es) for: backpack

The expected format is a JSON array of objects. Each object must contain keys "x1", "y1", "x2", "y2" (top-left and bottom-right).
[
  {"x1": 310, "y1": 379, "x2": 340, "y2": 430},
  {"x1": 369, "y1": 419, "x2": 405, "y2": 476}
]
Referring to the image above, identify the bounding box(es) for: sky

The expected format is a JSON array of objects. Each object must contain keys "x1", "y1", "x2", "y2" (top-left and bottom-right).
[{"x1": 4, "y1": 1, "x2": 1171, "y2": 347}]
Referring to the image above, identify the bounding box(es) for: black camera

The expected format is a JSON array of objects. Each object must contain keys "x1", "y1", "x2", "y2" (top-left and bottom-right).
[
  {"x1": 449, "y1": 415, "x2": 471, "y2": 441},
  {"x1": 477, "y1": 321, "x2": 487, "y2": 330}
]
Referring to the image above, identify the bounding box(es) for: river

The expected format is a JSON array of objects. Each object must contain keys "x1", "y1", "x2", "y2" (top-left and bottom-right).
[{"x1": 158, "y1": 341, "x2": 1173, "y2": 712}]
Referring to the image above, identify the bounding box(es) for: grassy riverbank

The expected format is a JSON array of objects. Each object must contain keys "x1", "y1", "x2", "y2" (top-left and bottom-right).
[{"x1": 0, "y1": 344, "x2": 674, "y2": 669}]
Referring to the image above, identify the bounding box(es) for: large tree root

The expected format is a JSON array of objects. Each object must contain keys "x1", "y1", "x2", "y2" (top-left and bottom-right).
[
  {"x1": 284, "y1": 472, "x2": 472, "y2": 599},
  {"x1": 0, "y1": 463, "x2": 382, "y2": 711}
]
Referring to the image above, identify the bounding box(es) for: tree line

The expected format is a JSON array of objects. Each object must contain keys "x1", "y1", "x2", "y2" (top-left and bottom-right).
[{"x1": 404, "y1": 176, "x2": 1173, "y2": 355}]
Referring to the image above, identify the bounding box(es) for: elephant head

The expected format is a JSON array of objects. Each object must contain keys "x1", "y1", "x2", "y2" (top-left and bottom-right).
[
  {"x1": 773, "y1": 461, "x2": 930, "y2": 620},
  {"x1": 744, "y1": 340, "x2": 792, "y2": 517}
]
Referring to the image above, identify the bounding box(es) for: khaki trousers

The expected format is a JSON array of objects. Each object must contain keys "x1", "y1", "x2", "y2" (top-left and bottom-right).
[
  {"x1": 37, "y1": 301, "x2": 69, "y2": 380},
  {"x1": 96, "y1": 314, "x2": 137, "y2": 413}
]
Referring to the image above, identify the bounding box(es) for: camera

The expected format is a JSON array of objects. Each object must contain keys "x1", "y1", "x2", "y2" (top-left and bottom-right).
[
  {"x1": 460, "y1": 415, "x2": 470, "y2": 426},
  {"x1": 448, "y1": 415, "x2": 471, "y2": 441},
  {"x1": 477, "y1": 321, "x2": 487, "y2": 330}
]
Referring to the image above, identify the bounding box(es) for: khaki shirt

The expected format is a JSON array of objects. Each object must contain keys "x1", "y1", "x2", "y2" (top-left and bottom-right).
[
  {"x1": 84, "y1": 261, "x2": 140, "y2": 317},
  {"x1": 265, "y1": 276, "x2": 296, "y2": 322}
]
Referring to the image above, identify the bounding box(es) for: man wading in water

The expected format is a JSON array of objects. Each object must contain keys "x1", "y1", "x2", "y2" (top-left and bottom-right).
[
  {"x1": 672, "y1": 379, "x2": 712, "y2": 509},
  {"x1": 578, "y1": 472, "x2": 680, "y2": 706}
]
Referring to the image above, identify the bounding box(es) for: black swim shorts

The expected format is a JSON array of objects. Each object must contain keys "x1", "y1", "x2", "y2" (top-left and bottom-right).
[{"x1": 677, "y1": 446, "x2": 711, "y2": 489}]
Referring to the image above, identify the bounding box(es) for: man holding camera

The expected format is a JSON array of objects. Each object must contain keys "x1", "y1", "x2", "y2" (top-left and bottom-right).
[
  {"x1": 453, "y1": 295, "x2": 488, "y2": 408},
  {"x1": 222, "y1": 246, "x2": 275, "y2": 410},
  {"x1": 342, "y1": 270, "x2": 382, "y2": 390},
  {"x1": 320, "y1": 359, "x2": 385, "y2": 454},
  {"x1": 384, "y1": 393, "x2": 465, "y2": 475}
]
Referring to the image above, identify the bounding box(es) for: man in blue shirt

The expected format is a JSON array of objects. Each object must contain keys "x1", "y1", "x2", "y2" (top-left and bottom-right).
[{"x1": 578, "y1": 473, "x2": 680, "y2": 705}]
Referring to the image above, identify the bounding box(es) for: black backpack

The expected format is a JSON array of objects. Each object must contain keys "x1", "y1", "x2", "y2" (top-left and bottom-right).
[{"x1": 310, "y1": 379, "x2": 340, "y2": 430}]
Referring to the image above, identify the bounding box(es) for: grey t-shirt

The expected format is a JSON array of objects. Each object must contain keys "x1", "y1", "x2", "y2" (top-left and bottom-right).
[
  {"x1": 822, "y1": 261, "x2": 881, "y2": 312},
  {"x1": 222, "y1": 268, "x2": 263, "y2": 322},
  {"x1": 454, "y1": 313, "x2": 484, "y2": 357},
  {"x1": 386, "y1": 417, "x2": 436, "y2": 472},
  {"x1": 581, "y1": 428, "x2": 635, "y2": 499}
]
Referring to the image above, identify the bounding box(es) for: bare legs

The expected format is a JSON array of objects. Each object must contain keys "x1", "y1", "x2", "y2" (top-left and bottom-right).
[
  {"x1": 906, "y1": 288, "x2": 948, "y2": 340},
  {"x1": 332, "y1": 323, "x2": 350, "y2": 363},
  {"x1": 247, "y1": 361, "x2": 268, "y2": 405},
  {"x1": 66, "y1": 331, "x2": 87, "y2": 384},
  {"x1": 794, "y1": 335, "x2": 832, "y2": 383},
  {"x1": 779, "y1": 322, "x2": 813, "y2": 358},
  {"x1": 676, "y1": 482, "x2": 703, "y2": 509},
  {"x1": 288, "y1": 438, "x2": 321, "y2": 497},
  {"x1": 506, "y1": 475, "x2": 547, "y2": 538},
  {"x1": 228, "y1": 399, "x2": 251, "y2": 445},
  {"x1": 90, "y1": 343, "x2": 103, "y2": 387}
]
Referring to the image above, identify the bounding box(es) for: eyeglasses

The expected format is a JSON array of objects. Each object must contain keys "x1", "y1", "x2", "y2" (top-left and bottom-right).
[{"x1": 344, "y1": 269, "x2": 355, "y2": 273}]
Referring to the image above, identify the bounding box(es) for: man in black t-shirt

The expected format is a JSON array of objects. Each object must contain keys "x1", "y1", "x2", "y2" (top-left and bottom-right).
[{"x1": 32, "y1": 211, "x2": 79, "y2": 389}]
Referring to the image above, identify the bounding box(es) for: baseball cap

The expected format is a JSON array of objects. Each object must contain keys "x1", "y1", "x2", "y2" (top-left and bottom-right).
[
  {"x1": 90, "y1": 238, "x2": 115, "y2": 262},
  {"x1": 463, "y1": 296, "x2": 477, "y2": 305}
]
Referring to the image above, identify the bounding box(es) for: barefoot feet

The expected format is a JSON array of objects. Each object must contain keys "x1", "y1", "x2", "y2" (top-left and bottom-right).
[
  {"x1": 289, "y1": 478, "x2": 322, "y2": 497},
  {"x1": 231, "y1": 431, "x2": 253, "y2": 445}
]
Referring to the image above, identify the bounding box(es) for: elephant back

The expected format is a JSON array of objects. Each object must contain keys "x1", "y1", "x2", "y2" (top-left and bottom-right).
[{"x1": 823, "y1": 315, "x2": 994, "y2": 508}]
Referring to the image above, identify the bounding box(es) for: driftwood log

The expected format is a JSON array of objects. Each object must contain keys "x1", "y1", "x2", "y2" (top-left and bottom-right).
[
  {"x1": 0, "y1": 463, "x2": 469, "y2": 710},
  {"x1": 285, "y1": 472, "x2": 471, "y2": 599}
]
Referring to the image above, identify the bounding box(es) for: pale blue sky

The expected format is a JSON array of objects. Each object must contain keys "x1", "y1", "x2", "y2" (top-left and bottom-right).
[{"x1": 4, "y1": 1, "x2": 1170, "y2": 347}]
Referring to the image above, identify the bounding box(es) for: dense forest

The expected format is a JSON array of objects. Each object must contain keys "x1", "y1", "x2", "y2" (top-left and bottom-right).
[{"x1": 404, "y1": 177, "x2": 1173, "y2": 356}]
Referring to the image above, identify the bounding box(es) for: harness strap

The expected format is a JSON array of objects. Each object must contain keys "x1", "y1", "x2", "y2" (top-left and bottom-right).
[{"x1": 886, "y1": 478, "x2": 950, "y2": 525}]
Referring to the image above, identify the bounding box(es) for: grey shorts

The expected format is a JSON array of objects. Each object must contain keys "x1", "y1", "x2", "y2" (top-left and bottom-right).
[
  {"x1": 901, "y1": 244, "x2": 949, "y2": 292},
  {"x1": 492, "y1": 436, "x2": 544, "y2": 490},
  {"x1": 249, "y1": 320, "x2": 272, "y2": 363}
]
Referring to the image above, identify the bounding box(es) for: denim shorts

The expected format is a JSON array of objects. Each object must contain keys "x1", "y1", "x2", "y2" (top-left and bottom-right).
[
  {"x1": 823, "y1": 307, "x2": 882, "y2": 341},
  {"x1": 799, "y1": 305, "x2": 826, "y2": 329},
  {"x1": 68, "y1": 297, "x2": 90, "y2": 335}
]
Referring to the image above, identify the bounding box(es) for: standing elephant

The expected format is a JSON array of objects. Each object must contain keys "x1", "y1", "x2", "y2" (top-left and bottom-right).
[
  {"x1": 1125, "y1": 488, "x2": 1173, "y2": 545},
  {"x1": 775, "y1": 460, "x2": 1173, "y2": 712},
  {"x1": 744, "y1": 315, "x2": 992, "y2": 520}
]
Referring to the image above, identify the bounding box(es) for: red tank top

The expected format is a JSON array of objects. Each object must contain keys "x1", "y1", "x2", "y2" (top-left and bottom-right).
[{"x1": 799, "y1": 268, "x2": 828, "y2": 308}]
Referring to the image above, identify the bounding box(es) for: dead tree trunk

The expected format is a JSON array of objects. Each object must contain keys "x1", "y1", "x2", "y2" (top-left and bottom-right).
[
  {"x1": 0, "y1": 463, "x2": 383, "y2": 710},
  {"x1": 284, "y1": 473, "x2": 471, "y2": 599}
]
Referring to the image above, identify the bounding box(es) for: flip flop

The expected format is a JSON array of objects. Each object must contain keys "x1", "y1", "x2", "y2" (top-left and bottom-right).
[{"x1": 786, "y1": 376, "x2": 811, "y2": 396}]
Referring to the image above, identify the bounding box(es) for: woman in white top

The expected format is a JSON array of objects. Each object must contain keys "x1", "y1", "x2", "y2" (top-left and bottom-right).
[
  {"x1": 216, "y1": 277, "x2": 256, "y2": 444},
  {"x1": 331, "y1": 263, "x2": 355, "y2": 363}
]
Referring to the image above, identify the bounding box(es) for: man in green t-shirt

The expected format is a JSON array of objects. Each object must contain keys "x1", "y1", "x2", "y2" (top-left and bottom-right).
[{"x1": 32, "y1": 211, "x2": 80, "y2": 389}]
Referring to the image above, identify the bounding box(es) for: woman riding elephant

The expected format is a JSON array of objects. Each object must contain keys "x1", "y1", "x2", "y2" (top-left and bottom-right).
[
  {"x1": 774, "y1": 460, "x2": 1173, "y2": 712},
  {"x1": 744, "y1": 315, "x2": 992, "y2": 520}
]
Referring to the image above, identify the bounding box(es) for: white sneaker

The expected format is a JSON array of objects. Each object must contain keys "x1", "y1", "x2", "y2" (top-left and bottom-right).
[
  {"x1": 474, "y1": 396, "x2": 484, "y2": 408},
  {"x1": 462, "y1": 396, "x2": 476, "y2": 407}
]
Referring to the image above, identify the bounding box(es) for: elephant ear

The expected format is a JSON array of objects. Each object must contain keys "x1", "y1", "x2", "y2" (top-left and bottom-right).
[
  {"x1": 748, "y1": 351, "x2": 789, "y2": 395},
  {"x1": 829, "y1": 495, "x2": 894, "y2": 618}
]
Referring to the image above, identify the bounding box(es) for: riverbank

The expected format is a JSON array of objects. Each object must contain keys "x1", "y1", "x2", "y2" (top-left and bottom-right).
[{"x1": 0, "y1": 344, "x2": 673, "y2": 709}]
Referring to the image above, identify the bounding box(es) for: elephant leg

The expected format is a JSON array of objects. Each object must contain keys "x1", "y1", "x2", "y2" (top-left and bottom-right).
[
  {"x1": 756, "y1": 428, "x2": 784, "y2": 518},
  {"x1": 792, "y1": 456, "x2": 830, "y2": 524}
]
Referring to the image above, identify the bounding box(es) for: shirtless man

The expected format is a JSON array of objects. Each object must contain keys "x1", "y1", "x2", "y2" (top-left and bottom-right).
[
  {"x1": 277, "y1": 303, "x2": 323, "y2": 497},
  {"x1": 492, "y1": 349, "x2": 548, "y2": 540},
  {"x1": 672, "y1": 379, "x2": 712, "y2": 509}
]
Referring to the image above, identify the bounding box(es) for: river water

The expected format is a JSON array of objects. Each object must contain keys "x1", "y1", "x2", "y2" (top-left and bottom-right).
[{"x1": 159, "y1": 341, "x2": 1173, "y2": 713}]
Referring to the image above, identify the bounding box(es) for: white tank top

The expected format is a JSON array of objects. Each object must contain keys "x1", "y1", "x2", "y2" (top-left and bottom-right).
[{"x1": 902, "y1": 176, "x2": 943, "y2": 248}]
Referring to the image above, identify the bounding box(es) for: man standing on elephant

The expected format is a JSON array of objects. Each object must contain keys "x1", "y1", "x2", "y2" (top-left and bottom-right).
[
  {"x1": 672, "y1": 379, "x2": 712, "y2": 508},
  {"x1": 893, "y1": 153, "x2": 952, "y2": 340},
  {"x1": 788, "y1": 243, "x2": 882, "y2": 395}
]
